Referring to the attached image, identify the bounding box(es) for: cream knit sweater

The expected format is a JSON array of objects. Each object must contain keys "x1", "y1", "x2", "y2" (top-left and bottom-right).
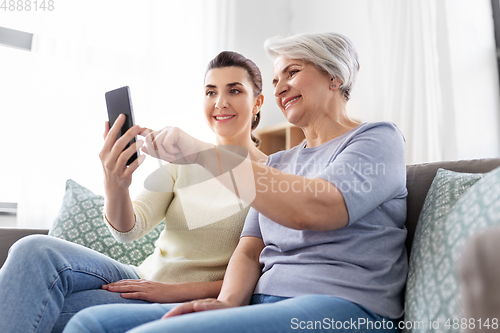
[{"x1": 104, "y1": 163, "x2": 249, "y2": 283}]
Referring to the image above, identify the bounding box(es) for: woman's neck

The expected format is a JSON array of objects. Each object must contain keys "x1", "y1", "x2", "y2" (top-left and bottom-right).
[
  {"x1": 301, "y1": 105, "x2": 360, "y2": 148},
  {"x1": 215, "y1": 137, "x2": 267, "y2": 163}
]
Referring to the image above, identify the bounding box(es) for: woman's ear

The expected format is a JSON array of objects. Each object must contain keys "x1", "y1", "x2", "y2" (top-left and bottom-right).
[
  {"x1": 253, "y1": 94, "x2": 264, "y2": 114},
  {"x1": 330, "y1": 77, "x2": 342, "y2": 91}
]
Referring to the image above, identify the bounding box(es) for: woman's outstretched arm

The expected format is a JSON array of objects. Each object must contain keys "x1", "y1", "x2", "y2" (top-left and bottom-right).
[{"x1": 140, "y1": 126, "x2": 348, "y2": 232}]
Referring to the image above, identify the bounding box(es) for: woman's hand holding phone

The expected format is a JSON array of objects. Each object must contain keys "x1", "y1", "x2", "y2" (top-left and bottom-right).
[{"x1": 99, "y1": 114, "x2": 146, "y2": 194}]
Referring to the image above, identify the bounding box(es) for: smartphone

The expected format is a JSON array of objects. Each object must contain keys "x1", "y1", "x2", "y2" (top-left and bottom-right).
[{"x1": 105, "y1": 86, "x2": 139, "y2": 165}]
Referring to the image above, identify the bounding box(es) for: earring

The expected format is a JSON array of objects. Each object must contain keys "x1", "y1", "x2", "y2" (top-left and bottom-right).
[
  {"x1": 254, "y1": 114, "x2": 258, "y2": 122},
  {"x1": 332, "y1": 85, "x2": 336, "y2": 88}
]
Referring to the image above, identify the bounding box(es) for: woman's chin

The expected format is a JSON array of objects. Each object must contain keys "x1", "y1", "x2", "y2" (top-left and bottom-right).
[{"x1": 284, "y1": 111, "x2": 303, "y2": 126}]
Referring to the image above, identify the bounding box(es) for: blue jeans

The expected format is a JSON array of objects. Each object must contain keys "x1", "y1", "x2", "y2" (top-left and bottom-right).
[
  {"x1": 0, "y1": 235, "x2": 149, "y2": 333},
  {"x1": 64, "y1": 294, "x2": 400, "y2": 333}
]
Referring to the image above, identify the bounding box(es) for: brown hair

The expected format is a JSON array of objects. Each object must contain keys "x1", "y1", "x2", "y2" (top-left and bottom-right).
[{"x1": 206, "y1": 51, "x2": 263, "y2": 147}]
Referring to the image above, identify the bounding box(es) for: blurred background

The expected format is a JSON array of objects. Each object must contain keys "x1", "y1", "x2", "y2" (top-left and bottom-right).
[{"x1": 1, "y1": 0, "x2": 499, "y2": 229}]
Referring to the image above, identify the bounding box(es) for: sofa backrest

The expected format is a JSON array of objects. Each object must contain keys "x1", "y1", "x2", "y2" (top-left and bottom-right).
[
  {"x1": 405, "y1": 158, "x2": 500, "y2": 258},
  {"x1": 0, "y1": 228, "x2": 49, "y2": 267}
]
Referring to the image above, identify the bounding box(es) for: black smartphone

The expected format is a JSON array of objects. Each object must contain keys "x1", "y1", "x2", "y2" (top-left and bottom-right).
[{"x1": 105, "y1": 86, "x2": 139, "y2": 165}]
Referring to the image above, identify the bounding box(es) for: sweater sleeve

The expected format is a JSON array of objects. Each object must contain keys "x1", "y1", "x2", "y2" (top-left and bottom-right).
[{"x1": 104, "y1": 164, "x2": 176, "y2": 243}]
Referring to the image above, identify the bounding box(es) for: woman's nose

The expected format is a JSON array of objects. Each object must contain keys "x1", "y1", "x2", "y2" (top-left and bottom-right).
[
  {"x1": 274, "y1": 80, "x2": 288, "y2": 97},
  {"x1": 215, "y1": 96, "x2": 228, "y2": 109}
]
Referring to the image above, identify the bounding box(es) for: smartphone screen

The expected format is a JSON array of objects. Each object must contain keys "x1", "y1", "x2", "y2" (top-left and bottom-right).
[{"x1": 105, "y1": 86, "x2": 138, "y2": 165}]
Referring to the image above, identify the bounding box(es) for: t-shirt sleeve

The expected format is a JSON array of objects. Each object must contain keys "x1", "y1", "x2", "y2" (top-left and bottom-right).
[
  {"x1": 317, "y1": 123, "x2": 407, "y2": 225},
  {"x1": 240, "y1": 207, "x2": 262, "y2": 239}
]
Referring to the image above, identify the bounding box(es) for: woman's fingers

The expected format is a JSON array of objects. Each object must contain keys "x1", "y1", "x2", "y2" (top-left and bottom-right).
[
  {"x1": 142, "y1": 129, "x2": 176, "y2": 161},
  {"x1": 103, "y1": 121, "x2": 110, "y2": 140},
  {"x1": 159, "y1": 128, "x2": 181, "y2": 155},
  {"x1": 100, "y1": 114, "x2": 138, "y2": 170},
  {"x1": 103, "y1": 279, "x2": 145, "y2": 291},
  {"x1": 192, "y1": 300, "x2": 232, "y2": 312},
  {"x1": 162, "y1": 299, "x2": 231, "y2": 319},
  {"x1": 119, "y1": 292, "x2": 147, "y2": 300},
  {"x1": 102, "y1": 279, "x2": 163, "y2": 302},
  {"x1": 117, "y1": 139, "x2": 143, "y2": 166},
  {"x1": 138, "y1": 127, "x2": 155, "y2": 137},
  {"x1": 141, "y1": 127, "x2": 185, "y2": 162},
  {"x1": 152, "y1": 129, "x2": 179, "y2": 161},
  {"x1": 162, "y1": 302, "x2": 197, "y2": 319},
  {"x1": 104, "y1": 279, "x2": 136, "y2": 286},
  {"x1": 110, "y1": 125, "x2": 142, "y2": 162},
  {"x1": 102, "y1": 114, "x2": 126, "y2": 153},
  {"x1": 139, "y1": 128, "x2": 162, "y2": 160},
  {"x1": 143, "y1": 129, "x2": 160, "y2": 159},
  {"x1": 99, "y1": 122, "x2": 145, "y2": 191},
  {"x1": 123, "y1": 153, "x2": 146, "y2": 178},
  {"x1": 106, "y1": 284, "x2": 136, "y2": 292},
  {"x1": 104, "y1": 126, "x2": 141, "y2": 173},
  {"x1": 140, "y1": 126, "x2": 207, "y2": 164}
]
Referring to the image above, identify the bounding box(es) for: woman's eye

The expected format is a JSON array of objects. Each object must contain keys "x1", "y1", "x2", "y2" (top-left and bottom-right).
[
  {"x1": 206, "y1": 91, "x2": 216, "y2": 97},
  {"x1": 230, "y1": 89, "x2": 241, "y2": 94},
  {"x1": 290, "y1": 70, "x2": 298, "y2": 77}
]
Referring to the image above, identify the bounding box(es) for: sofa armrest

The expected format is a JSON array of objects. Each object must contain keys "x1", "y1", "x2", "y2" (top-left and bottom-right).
[{"x1": 0, "y1": 228, "x2": 49, "y2": 268}]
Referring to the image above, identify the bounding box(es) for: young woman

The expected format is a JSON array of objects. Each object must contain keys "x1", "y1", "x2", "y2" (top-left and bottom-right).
[
  {"x1": 64, "y1": 32, "x2": 407, "y2": 333},
  {"x1": 0, "y1": 51, "x2": 266, "y2": 333}
]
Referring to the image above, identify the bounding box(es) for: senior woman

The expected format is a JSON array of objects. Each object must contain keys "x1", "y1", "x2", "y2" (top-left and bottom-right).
[{"x1": 64, "y1": 32, "x2": 407, "y2": 333}]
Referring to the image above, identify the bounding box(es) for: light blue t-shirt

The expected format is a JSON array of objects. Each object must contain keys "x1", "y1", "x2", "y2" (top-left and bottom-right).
[{"x1": 241, "y1": 122, "x2": 408, "y2": 319}]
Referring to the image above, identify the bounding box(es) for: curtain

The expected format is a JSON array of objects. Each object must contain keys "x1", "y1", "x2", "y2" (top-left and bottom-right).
[
  {"x1": 368, "y1": 0, "x2": 452, "y2": 165},
  {"x1": 202, "y1": 0, "x2": 233, "y2": 58}
]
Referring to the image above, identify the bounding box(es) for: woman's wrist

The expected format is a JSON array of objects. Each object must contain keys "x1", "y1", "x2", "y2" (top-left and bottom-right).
[
  {"x1": 104, "y1": 181, "x2": 130, "y2": 198},
  {"x1": 216, "y1": 293, "x2": 246, "y2": 307},
  {"x1": 103, "y1": 188, "x2": 136, "y2": 232},
  {"x1": 104, "y1": 213, "x2": 136, "y2": 233},
  {"x1": 104, "y1": 188, "x2": 131, "y2": 212},
  {"x1": 164, "y1": 280, "x2": 223, "y2": 302}
]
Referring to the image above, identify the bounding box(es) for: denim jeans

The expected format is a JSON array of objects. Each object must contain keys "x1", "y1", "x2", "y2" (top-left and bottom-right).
[
  {"x1": 64, "y1": 294, "x2": 400, "y2": 333},
  {"x1": 0, "y1": 235, "x2": 149, "y2": 333}
]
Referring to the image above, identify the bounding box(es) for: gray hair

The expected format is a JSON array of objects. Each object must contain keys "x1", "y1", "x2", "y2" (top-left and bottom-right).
[{"x1": 264, "y1": 32, "x2": 359, "y2": 101}]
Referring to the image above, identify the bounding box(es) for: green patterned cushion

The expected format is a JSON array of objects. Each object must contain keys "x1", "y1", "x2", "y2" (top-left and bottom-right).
[
  {"x1": 404, "y1": 167, "x2": 500, "y2": 332},
  {"x1": 49, "y1": 179, "x2": 164, "y2": 266}
]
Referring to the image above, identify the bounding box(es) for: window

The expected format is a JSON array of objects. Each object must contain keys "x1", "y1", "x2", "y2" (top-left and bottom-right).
[{"x1": 0, "y1": 1, "x2": 216, "y2": 228}]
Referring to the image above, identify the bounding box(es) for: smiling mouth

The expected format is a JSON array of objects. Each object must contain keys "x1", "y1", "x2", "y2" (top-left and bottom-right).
[
  {"x1": 214, "y1": 115, "x2": 235, "y2": 120},
  {"x1": 284, "y1": 96, "x2": 301, "y2": 109}
]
